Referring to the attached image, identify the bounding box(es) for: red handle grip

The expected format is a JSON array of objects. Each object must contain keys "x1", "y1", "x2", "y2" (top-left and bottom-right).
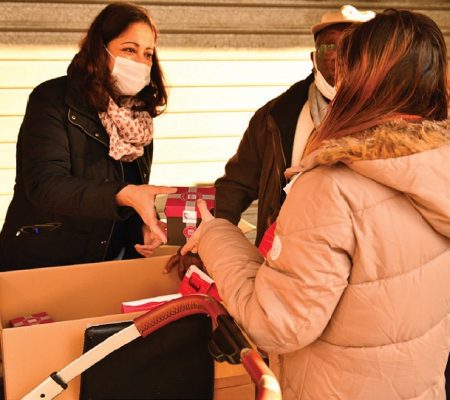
[
  {"x1": 133, "y1": 293, "x2": 228, "y2": 338},
  {"x1": 241, "y1": 348, "x2": 282, "y2": 400}
]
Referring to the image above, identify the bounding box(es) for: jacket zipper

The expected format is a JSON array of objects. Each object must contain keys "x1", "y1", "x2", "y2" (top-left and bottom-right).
[
  {"x1": 136, "y1": 158, "x2": 146, "y2": 183},
  {"x1": 268, "y1": 115, "x2": 287, "y2": 225},
  {"x1": 102, "y1": 160, "x2": 125, "y2": 260},
  {"x1": 270, "y1": 117, "x2": 287, "y2": 184},
  {"x1": 67, "y1": 109, "x2": 123, "y2": 261}
]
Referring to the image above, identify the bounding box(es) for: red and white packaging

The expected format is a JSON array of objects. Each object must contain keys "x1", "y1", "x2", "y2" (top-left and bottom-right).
[
  {"x1": 122, "y1": 266, "x2": 221, "y2": 313},
  {"x1": 121, "y1": 293, "x2": 182, "y2": 313},
  {"x1": 179, "y1": 265, "x2": 221, "y2": 302},
  {"x1": 10, "y1": 312, "x2": 54, "y2": 328},
  {"x1": 258, "y1": 221, "x2": 277, "y2": 258},
  {"x1": 164, "y1": 186, "x2": 215, "y2": 245}
]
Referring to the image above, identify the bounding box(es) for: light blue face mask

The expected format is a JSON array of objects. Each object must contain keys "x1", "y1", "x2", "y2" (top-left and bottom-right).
[{"x1": 105, "y1": 46, "x2": 151, "y2": 96}]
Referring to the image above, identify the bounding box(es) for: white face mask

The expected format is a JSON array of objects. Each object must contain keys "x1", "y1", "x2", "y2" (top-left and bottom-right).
[
  {"x1": 312, "y1": 52, "x2": 336, "y2": 100},
  {"x1": 105, "y1": 47, "x2": 151, "y2": 96}
]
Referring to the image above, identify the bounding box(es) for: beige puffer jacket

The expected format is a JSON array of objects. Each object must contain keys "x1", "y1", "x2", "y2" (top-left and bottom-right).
[{"x1": 198, "y1": 119, "x2": 450, "y2": 400}]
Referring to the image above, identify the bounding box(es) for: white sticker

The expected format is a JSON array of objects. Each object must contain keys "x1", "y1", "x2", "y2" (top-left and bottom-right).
[
  {"x1": 270, "y1": 235, "x2": 282, "y2": 260},
  {"x1": 183, "y1": 210, "x2": 197, "y2": 224}
]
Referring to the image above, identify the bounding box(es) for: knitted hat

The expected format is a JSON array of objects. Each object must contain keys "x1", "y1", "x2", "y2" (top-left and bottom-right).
[{"x1": 311, "y1": 5, "x2": 376, "y2": 36}]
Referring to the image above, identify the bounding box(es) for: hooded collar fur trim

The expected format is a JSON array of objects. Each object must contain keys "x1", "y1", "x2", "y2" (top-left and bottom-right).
[{"x1": 300, "y1": 119, "x2": 450, "y2": 170}]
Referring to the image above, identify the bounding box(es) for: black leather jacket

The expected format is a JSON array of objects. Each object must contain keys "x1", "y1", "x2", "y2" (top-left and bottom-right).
[
  {"x1": 215, "y1": 74, "x2": 314, "y2": 246},
  {"x1": 0, "y1": 76, "x2": 152, "y2": 270}
]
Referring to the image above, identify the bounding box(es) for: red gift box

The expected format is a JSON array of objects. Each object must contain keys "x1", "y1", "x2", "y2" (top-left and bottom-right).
[
  {"x1": 165, "y1": 186, "x2": 215, "y2": 245},
  {"x1": 179, "y1": 265, "x2": 221, "y2": 302},
  {"x1": 10, "y1": 312, "x2": 54, "y2": 327}
]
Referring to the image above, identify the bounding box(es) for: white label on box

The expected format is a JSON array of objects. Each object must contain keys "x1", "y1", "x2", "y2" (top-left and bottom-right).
[{"x1": 183, "y1": 210, "x2": 197, "y2": 224}]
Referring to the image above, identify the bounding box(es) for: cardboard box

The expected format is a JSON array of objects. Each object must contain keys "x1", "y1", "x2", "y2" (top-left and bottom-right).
[
  {"x1": 0, "y1": 248, "x2": 254, "y2": 400},
  {"x1": 165, "y1": 186, "x2": 215, "y2": 245}
]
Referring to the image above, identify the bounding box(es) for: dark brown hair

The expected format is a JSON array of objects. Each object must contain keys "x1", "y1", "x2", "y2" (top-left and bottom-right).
[
  {"x1": 67, "y1": 2, "x2": 167, "y2": 116},
  {"x1": 307, "y1": 9, "x2": 448, "y2": 153}
]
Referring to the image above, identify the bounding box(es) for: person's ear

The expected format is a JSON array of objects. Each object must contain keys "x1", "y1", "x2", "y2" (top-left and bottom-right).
[{"x1": 310, "y1": 51, "x2": 317, "y2": 73}]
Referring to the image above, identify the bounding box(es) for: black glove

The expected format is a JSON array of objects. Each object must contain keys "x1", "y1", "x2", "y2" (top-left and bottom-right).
[{"x1": 165, "y1": 248, "x2": 205, "y2": 280}]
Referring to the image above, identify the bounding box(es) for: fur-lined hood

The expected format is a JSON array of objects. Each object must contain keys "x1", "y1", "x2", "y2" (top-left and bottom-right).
[
  {"x1": 297, "y1": 119, "x2": 450, "y2": 237},
  {"x1": 302, "y1": 119, "x2": 450, "y2": 167}
]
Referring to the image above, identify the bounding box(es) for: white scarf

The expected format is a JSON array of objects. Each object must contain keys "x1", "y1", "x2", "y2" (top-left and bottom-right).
[
  {"x1": 290, "y1": 82, "x2": 330, "y2": 167},
  {"x1": 308, "y1": 82, "x2": 330, "y2": 129}
]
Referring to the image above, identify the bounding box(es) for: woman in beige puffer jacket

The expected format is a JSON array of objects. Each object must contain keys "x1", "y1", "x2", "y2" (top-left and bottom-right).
[{"x1": 183, "y1": 9, "x2": 450, "y2": 400}]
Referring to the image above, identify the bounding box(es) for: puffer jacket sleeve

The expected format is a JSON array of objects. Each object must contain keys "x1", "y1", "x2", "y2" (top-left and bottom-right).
[
  {"x1": 20, "y1": 81, "x2": 128, "y2": 220},
  {"x1": 199, "y1": 168, "x2": 355, "y2": 353}
]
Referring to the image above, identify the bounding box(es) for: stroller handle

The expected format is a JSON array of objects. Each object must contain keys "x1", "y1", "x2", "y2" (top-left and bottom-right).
[
  {"x1": 134, "y1": 293, "x2": 228, "y2": 337},
  {"x1": 133, "y1": 294, "x2": 282, "y2": 400},
  {"x1": 22, "y1": 294, "x2": 281, "y2": 400},
  {"x1": 241, "y1": 348, "x2": 281, "y2": 400}
]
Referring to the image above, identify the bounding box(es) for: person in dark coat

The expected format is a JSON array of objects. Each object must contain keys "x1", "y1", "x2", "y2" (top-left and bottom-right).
[
  {"x1": 0, "y1": 2, "x2": 176, "y2": 270},
  {"x1": 214, "y1": 5, "x2": 375, "y2": 246}
]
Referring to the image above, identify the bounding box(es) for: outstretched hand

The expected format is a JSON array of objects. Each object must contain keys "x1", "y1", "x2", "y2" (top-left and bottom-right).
[
  {"x1": 116, "y1": 184, "x2": 177, "y2": 243},
  {"x1": 180, "y1": 199, "x2": 214, "y2": 255},
  {"x1": 135, "y1": 221, "x2": 167, "y2": 257}
]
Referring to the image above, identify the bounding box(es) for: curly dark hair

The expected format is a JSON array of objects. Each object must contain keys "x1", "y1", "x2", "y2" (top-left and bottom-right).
[{"x1": 67, "y1": 2, "x2": 167, "y2": 117}]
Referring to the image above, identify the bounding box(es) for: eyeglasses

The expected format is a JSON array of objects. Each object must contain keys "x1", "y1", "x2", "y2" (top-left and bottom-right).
[
  {"x1": 16, "y1": 222, "x2": 62, "y2": 236},
  {"x1": 316, "y1": 43, "x2": 337, "y2": 58}
]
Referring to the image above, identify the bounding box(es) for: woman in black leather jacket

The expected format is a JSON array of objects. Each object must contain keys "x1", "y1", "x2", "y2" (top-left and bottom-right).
[{"x1": 0, "y1": 2, "x2": 176, "y2": 270}]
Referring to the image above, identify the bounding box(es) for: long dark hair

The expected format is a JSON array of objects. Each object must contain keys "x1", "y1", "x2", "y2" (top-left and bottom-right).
[
  {"x1": 67, "y1": 2, "x2": 167, "y2": 116},
  {"x1": 307, "y1": 9, "x2": 448, "y2": 153}
]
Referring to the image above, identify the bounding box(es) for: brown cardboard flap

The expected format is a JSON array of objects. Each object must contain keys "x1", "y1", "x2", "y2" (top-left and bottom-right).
[{"x1": 0, "y1": 254, "x2": 179, "y2": 328}]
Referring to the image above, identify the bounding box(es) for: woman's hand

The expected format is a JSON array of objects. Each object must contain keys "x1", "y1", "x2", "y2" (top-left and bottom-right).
[
  {"x1": 115, "y1": 184, "x2": 176, "y2": 243},
  {"x1": 135, "y1": 221, "x2": 166, "y2": 257},
  {"x1": 180, "y1": 199, "x2": 215, "y2": 255}
]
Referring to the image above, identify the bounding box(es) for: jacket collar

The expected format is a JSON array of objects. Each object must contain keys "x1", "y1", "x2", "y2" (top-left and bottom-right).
[
  {"x1": 270, "y1": 73, "x2": 315, "y2": 167},
  {"x1": 65, "y1": 78, "x2": 100, "y2": 122},
  {"x1": 301, "y1": 119, "x2": 450, "y2": 170},
  {"x1": 64, "y1": 77, "x2": 113, "y2": 147},
  {"x1": 284, "y1": 118, "x2": 450, "y2": 241}
]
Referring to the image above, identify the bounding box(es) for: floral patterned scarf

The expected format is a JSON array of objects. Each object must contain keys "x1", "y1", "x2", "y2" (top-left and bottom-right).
[{"x1": 98, "y1": 97, "x2": 153, "y2": 162}]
